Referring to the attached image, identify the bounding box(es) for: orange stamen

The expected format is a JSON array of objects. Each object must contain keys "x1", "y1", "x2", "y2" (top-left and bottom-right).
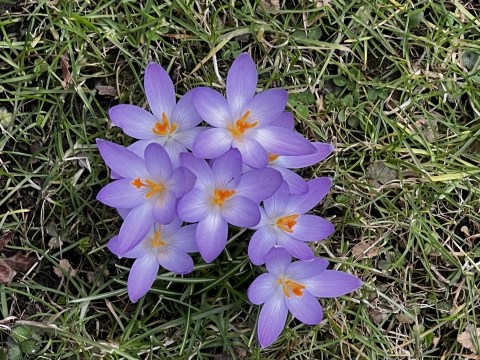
[
  {"x1": 275, "y1": 214, "x2": 300, "y2": 233},
  {"x1": 150, "y1": 228, "x2": 166, "y2": 248},
  {"x1": 267, "y1": 153, "x2": 279, "y2": 163},
  {"x1": 211, "y1": 189, "x2": 236, "y2": 207},
  {"x1": 278, "y1": 278, "x2": 306, "y2": 298},
  {"x1": 131, "y1": 177, "x2": 165, "y2": 198},
  {"x1": 152, "y1": 112, "x2": 177, "y2": 136},
  {"x1": 227, "y1": 111, "x2": 258, "y2": 139}
]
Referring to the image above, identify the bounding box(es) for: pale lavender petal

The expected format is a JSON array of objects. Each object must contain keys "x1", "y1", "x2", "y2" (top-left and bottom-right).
[
  {"x1": 277, "y1": 235, "x2": 314, "y2": 261},
  {"x1": 286, "y1": 177, "x2": 333, "y2": 214},
  {"x1": 212, "y1": 148, "x2": 242, "y2": 187},
  {"x1": 117, "y1": 208, "x2": 130, "y2": 219},
  {"x1": 248, "y1": 226, "x2": 278, "y2": 265},
  {"x1": 273, "y1": 166, "x2": 309, "y2": 195},
  {"x1": 152, "y1": 191, "x2": 177, "y2": 224},
  {"x1": 222, "y1": 195, "x2": 260, "y2": 227},
  {"x1": 179, "y1": 153, "x2": 215, "y2": 190},
  {"x1": 193, "y1": 87, "x2": 231, "y2": 127},
  {"x1": 171, "y1": 89, "x2": 202, "y2": 130},
  {"x1": 163, "y1": 139, "x2": 188, "y2": 168},
  {"x1": 96, "y1": 179, "x2": 146, "y2": 208},
  {"x1": 108, "y1": 234, "x2": 149, "y2": 259},
  {"x1": 127, "y1": 138, "x2": 166, "y2": 159},
  {"x1": 236, "y1": 168, "x2": 282, "y2": 202},
  {"x1": 245, "y1": 89, "x2": 288, "y2": 126},
  {"x1": 226, "y1": 53, "x2": 257, "y2": 114},
  {"x1": 110, "y1": 170, "x2": 122, "y2": 180},
  {"x1": 162, "y1": 217, "x2": 183, "y2": 233},
  {"x1": 127, "y1": 255, "x2": 159, "y2": 303},
  {"x1": 255, "y1": 126, "x2": 316, "y2": 156},
  {"x1": 303, "y1": 270, "x2": 362, "y2": 298},
  {"x1": 192, "y1": 128, "x2": 232, "y2": 160},
  {"x1": 234, "y1": 137, "x2": 267, "y2": 169},
  {"x1": 275, "y1": 143, "x2": 334, "y2": 169},
  {"x1": 247, "y1": 273, "x2": 277, "y2": 305},
  {"x1": 196, "y1": 211, "x2": 228, "y2": 263},
  {"x1": 109, "y1": 105, "x2": 157, "y2": 139},
  {"x1": 169, "y1": 167, "x2": 196, "y2": 198},
  {"x1": 285, "y1": 258, "x2": 329, "y2": 281},
  {"x1": 270, "y1": 111, "x2": 294, "y2": 129},
  {"x1": 285, "y1": 291, "x2": 323, "y2": 325},
  {"x1": 144, "y1": 143, "x2": 173, "y2": 180},
  {"x1": 290, "y1": 215, "x2": 334, "y2": 242},
  {"x1": 157, "y1": 248, "x2": 194, "y2": 274},
  {"x1": 250, "y1": 206, "x2": 270, "y2": 230},
  {"x1": 265, "y1": 247, "x2": 292, "y2": 276},
  {"x1": 258, "y1": 295, "x2": 288, "y2": 348},
  {"x1": 177, "y1": 188, "x2": 210, "y2": 222},
  {"x1": 145, "y1": 62, "x2": 176, "y2": 119},
  {"x1": 96, "y1": 139, "x2": 148, "y2": 178},
  {"x1": 169, "y1": 224, "x2": 198, "y2": 253},
  {"x1": 263, "y1": 181, "x2": 290, "y2": 218},
  {"x1": 174, "y1": 126, "x2": 208, "y2": 150},
  {"x1": 118, "y1": 203, "x2": 154, "y2": 255}
]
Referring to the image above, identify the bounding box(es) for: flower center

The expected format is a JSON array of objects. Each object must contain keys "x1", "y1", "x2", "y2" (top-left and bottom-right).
[
  {"x1": 267, "y1": 153, "x2": 279, "y2": 163},
  {"x1": 211, "y1": 188, "x2": 236, "y2": 207},
  {"x1": 150, "y1": 228, "x2": 166, "y2": 248},
  {"x1": 275, "y1": 214, "x2": 300, "y2": 233},
  {"x1": 227, "y1": 111, "x2": 258, "y2": 140},
  {"x1": 131, "y1": 177, "x2": 165, "y2": 198},
  {"x1": 152, "y1": 112, "x2": 177, "y2": 136},
  {"x1": 278, "y1": 278, "x2": 305, "y2": 298}
]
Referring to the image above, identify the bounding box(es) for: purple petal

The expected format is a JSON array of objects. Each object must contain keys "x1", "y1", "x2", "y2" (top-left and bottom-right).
[
  {"x1": 196, "y1": 211, "x2": 228, "y2": 263},
  {"x1": 118, "y1": 203, "x2": 154, "y2": 255},
  {"x1": 275, "y1": 142, "x2": 334, "y2": 169},
  {"x1": 270, "y1": 112, "x2": 294, "y2": 129},
  {"x1": 212, "y1": 148, "x2": 242, "y2": 187},
  {"x1": 177, "y1": 188, "x2": 210, "y2": 222},
  {"x1": 193, "y1": 87, "x2": 231, "y2": 127},
  {"x1": 290, "y1": 215, "x2": 334, "y2": 242},
  {"x1": 222, "y1": 195, "x2": 260, "y2": 227},
  {"x1": 144, "y1": 62, "x2": 176, "y2": 120},
  {"x1": 265, "y1": 247, "x2": 292, "y2": 276},
  {"x1": 170, "y1": 167, "x2": 196, "y2": 198},
  {"x1": 163, "y1": 139, "x2": 188, "y2": 168},
  {"x1": 248, "y1": 226, "x2": 278, "y2": 265},
  {"x1": 226, "y1": 53, "x2": 257, "y2": 114},
  {"x1": 303, "y1": 270, "x2": 362, "y2": 298},
  {"x1": 234, "y1": 137, "x2": 268, "y2": 169},
  {"x1": 109, "y1": 105, "x2": 157, "y2": 139},
  {"x1": 117, "y1": 208, "x2": 130, "y2": 219},
  {"x1": 108, "y1": 234, "x2": 151, "y2": 259},
  {"x1": 144, "y1": 143, "x2": 173, "y2": 180},
  {"x1": 285, "y1": 258, "x2": 329, "y2": 281},
  {"x1": 169, "y1": 224, "x2": 198, "y2": 253},
  {"x1": 236, "y1": 168, "x2": 282, "y2": 202},
  {"x1": 272, "y1": 167, "x2": 309, "y2": 195},
  {"x1": 127, "y1": 255, "x2": 159, "y2": 303},
  {"x1": 258, "y1": 295, "x2": 288, "y2": 348},
  {"x1": 245, "y1": 89, "x2": 288, "y2": 126},
  {"x1": 287, "y1": 177, "x2": 333, "y2": 214},
  {"x1": 285, "y1": 291, "x2": 323, "y2": 325},
  {"x1": 192, "y1": 127, "x2": 232, "y2": 160},
  {"x1": 157, "y1": 248, "x2": 194, "y2": 274},
  {"x1": 106, "y1": 236, "x2": 121, "y2": 256},
  {"x1": 152, "y1": 191, "x2": 177, "y2": 224},
  {"x1": 96, "y1": 179, "x2": 146, "y2": 208},
  {"x1": 247, "y1": 273, "x2": 277, "y2": 305},
  {"x1": 127, "y1": 139, "x2": 166, "y2": 159},
  {"x1": 171, "y1": 89, "x2": 202, "y2": 130},
  {"x1": 277, "y1": 235, "x2": 314, "y2": 260},
  {"x1": 255, "y1": 126, "x2": 316, "y2": 156},
  {"x1": 263, "y1": 181, "x2": 290, "y2": 218},
  {"x1": 179, "y1": 153, "x2": 215, "y2": 191},
  {"x1": 96, "y1": 139, "x2": 148, "y2": 179},
  {"x1": 174, "y1": 126, "x2": 207, "y2": 150}
]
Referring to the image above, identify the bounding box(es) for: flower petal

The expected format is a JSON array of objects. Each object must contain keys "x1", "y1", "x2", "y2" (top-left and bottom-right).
[
  {"x1": 163, "y1": 139, "x2": 188, "y2": 168},
  {"x1": 144, "y1": 143, "x2": 173, "y2": 180},
  {"x1": 96, "y1": 179, "x2": 146, "y2": 208},
  {"x1": 193, "y1": 87, "x2": 231, "y2": 127},
  {"x1": 285, "y1": 291, "x2": 323, "y2": 325},
  {"x1": 275, "y1": 142, "x2": 334, "y2": 169},
  {"x1": 245, "y1": 89, "x2": 288, "y2": 126},
  {"x1": 177, "y1": 188, "x2": 210, "y2": 222},
  {"x1": 277, "y1": 235, "x2": 314, "y2": 261},
  {"x1": 272, "y1": 166, "x2": 308, "y2": 195},
  {"x1": 152, "y1": 191, "x2": 177, "y2": 224},
  {"x1": 303, "y1": 270, "x2": 362, "y2": 298},
  {"x1": 144, "y1": 62, "x2": 176, "y2": 119},
  {"x1": 258, "y1": 295, "x2": 288, "y2": 348},
  {"x1": 96, "y1": 139, "x2": 148, "y2": 178},
  {"x1": 255, "y1": 126, "x2": 316, "y2": 156},
  {"x1": 236, "y1": 168, "x2": 282, "y2": 202},
  {"x1": 174, "y1": 126, "x2": 208, "y2": 150},
  {"x1": 192, "y1": 127, "x2": 232, "y2": 160},
  {"x1": 109, "y1": 105, "x2": 157, "y2": 139},
  {"x1": 248, "y1": 226, "x2": 278, "y2": 265},
  {"x1": 265, "y1": 247, "x2": 292, "y2": 276},
  {"x1": 290, "y1": 215, "x2": 334, "y2": 242},
  {"x1": 286, "y1": 177, "x2": 333, "y2": 214},
  {"x1": 226, "y1": 53, "x2": 257, "y2": 114},
  {"x1": 127, "y1": 255, "x2": 159, "y2": 303},
  {"x1": 285, "y1": 257, "x2": 329, "y2": 281},
  {"x1": 234, "y1": 137, "x2": 268, "y2": 169},
  {"x1": 196, "y1": 211, "x2": 228, "y2": 263},
  {"x1": 117, "y1": 203, "x2": 154, "y2": 255},
  {"x1": 263, "y1": 181, "x2": 290, "y2": 218},
  {"x1": 222, "y1": 195, "x2": 260, "y2": 227},
  {"x1": 247, "y1": 272, "x2": 277, "y2": 305},
  {"x1": 270, "y1": 111, "x2": 294, "y2": 129},
  {"x1": 169, "y1": 224, "x2": 198, "y2": 253},
  {"x1": 179, "y1": 153, "x2": 215, "y2": 191},
  {"x1": 127, "y1": 138, "x2": 166, "y2": 159},
  {"x1": 212, "y1": 148, "x2": 242, "y2": 188},
  {"x1": 171, "y1": 89, "x2": 203, "y2": 130},
  {"x1": 157, "y1": 248, "x2": 194, "y2": 274},
  {"x1": 169, "y1": 167, "x2": 196, "y2": 198}
]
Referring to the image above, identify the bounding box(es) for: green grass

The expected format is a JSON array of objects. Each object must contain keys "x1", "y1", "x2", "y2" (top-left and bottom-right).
[{"x1": 1, "y1": 0, "x2": 480, "y2": 358}]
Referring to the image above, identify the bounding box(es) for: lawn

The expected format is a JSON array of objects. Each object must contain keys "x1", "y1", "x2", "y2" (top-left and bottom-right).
[{"x1": 1, "y1": 0, "x2": 480, "y2": 358}]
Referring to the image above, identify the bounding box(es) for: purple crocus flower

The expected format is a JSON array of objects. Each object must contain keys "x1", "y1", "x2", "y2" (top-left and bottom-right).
[
  {"x1": 248, "y1": 247, "x2": 362, "y2": 348},
  {"x1": 177, "y1": 148, "x2": 282, "y2": 263},
  {"x1": 107, "y1": 218, "x2": 197, "y2": 303},
  {"x1": 96, "y1": 140, "x2": 195, "y2": 255},
  {"x1": 248, "y1": 178, "x2": 334, "y2": 265},
  {"x1": 191, "y1": 53, "x2": 316, "y2": 169},
  {"x1": 108, "y1": 63, "x2": 204, "y2": 166}
]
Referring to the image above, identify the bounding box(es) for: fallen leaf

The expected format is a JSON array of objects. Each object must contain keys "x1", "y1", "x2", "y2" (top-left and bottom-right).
[
  {"x1": 352, "y1": 241, "x2": 379, "y2": 259},
  {"x1": 366, "y1": 161, "x2": 397, "y2": 188},
  {"x1": 4, "y1": 253, "x2": 37, "y2": 272},
  {"x1": 0, "y1": 260, "x2": 17, "y2": 284},
  {"x1": 60, "y1": 54, "x2": 73, "y2": 90},
  {"x1": 259, "y1": 0, "x2": 280, "y2": 12},
  {"x1": 0, "y1": 232, "x2": 14, "y2": 251},
  {"x1": 415, "y1": 119, "x2": 438, "y2": 142},
  {"x1": 460, "y1": 225, "x2": 470, "y2": 237},
  {"x1": 95, "y1": 84, "x2": 118, "y2": 97},
  {"x1": 457, "y1": 327, "x2": 480, "y2": 352},
  {"x1": 48, "y1": 236, "x2": 63, "y2": 249},
  {"x1": 53, "y1": 259, "x2": 77, "y2": 278}
]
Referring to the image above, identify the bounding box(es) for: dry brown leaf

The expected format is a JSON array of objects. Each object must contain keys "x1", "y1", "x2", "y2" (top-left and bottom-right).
[
  {"x1": 53, "y1": 259, "x2": 77, "y2": 278},
  {"x1": 60, "y1": 54, "x2": 73, "y2": 90},
  {"x1": 259, "y1": 0, "x2": 280, "y2": 12},
  {"x1": 0, "y1": 232, "x2": 14, "y2": 251},
  {"x1": 95, "y1": 84, "x2": 118, "y2": 97},
  {"x1": 352, "y1": 241, "x2": 379, "y2": 259},
  {"x1": 457, "y1": 327, "x2": 480, "y2": 352},
  {"x1": 0, "y1": 260, "x2": 16, "y2": 283},
  {"x1": 4, "y1": 253, "x2": 37, "y2": 272}
]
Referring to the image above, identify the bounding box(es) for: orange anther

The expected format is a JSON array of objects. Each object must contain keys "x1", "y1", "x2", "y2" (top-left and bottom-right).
[
  {"x1": 278, "y1": 278, "x2": 306, "y2": 298},
  {"x1": 211, "y1": 188, "x2": 236, "y2": 207},
  {"x1": 275, "y1": 214, "x2": 300, "y2": 233},
  {"x1": 152, "y1": 112, "x2": 177, "y2": 136},
  {"x1": 227, "y1": 111, "x2": 258, "y2": 139}
]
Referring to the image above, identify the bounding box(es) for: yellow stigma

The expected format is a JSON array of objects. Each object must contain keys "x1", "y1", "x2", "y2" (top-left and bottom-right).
[
  {"x1": 275, "y1": 214, "x2": 300, "y2": 233},
  {"x1": 152, "y1": 112, "x2": 177, "y2": 136},
  {"x1": 278, "y1": 278, "x2": 306, "y2": 298},
  {"x1": 150, "y1": 228, "x2": 166, "y2": 248},
  {"x1": 227, "y1": 111, "x2": 258, "y2": 139},
  {"x1": 211, "y1": 188, "x2": 236, "y2": 207},
  {"x1": 131, "y1": 177, "x2": 165, "y2": 198},
  {"x1": 267, "y1": 153, "x2": 279, "y2": 163}
]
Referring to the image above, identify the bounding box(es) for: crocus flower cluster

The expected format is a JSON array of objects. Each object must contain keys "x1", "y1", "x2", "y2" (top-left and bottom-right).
[{"x1": 97, "y1": 53, "x2": 361, "y2": 347}]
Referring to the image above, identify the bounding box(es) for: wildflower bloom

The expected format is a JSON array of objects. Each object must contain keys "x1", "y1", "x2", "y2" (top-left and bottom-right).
[
  {"x1": 248, "y1": 179, "x2": 334, "y2": 265},
  {"x1": 107, "y1": 218, "x2": 198, "y2": 303},
  {"x1": 96, "y1": 140, "x2": 195, "y2": 255},
  {"x1": 177, "y1": 149, "x2": 282, "y2": 262},
  {"x1": 192, "y1": 53, "x2": 316, "y2": 168},
  {"x1": 108, "y1": 63, "x2": 204, "y2": 166},
  {"x1": 248, "y1": 247, "x2": 362, "y2": 348}
]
